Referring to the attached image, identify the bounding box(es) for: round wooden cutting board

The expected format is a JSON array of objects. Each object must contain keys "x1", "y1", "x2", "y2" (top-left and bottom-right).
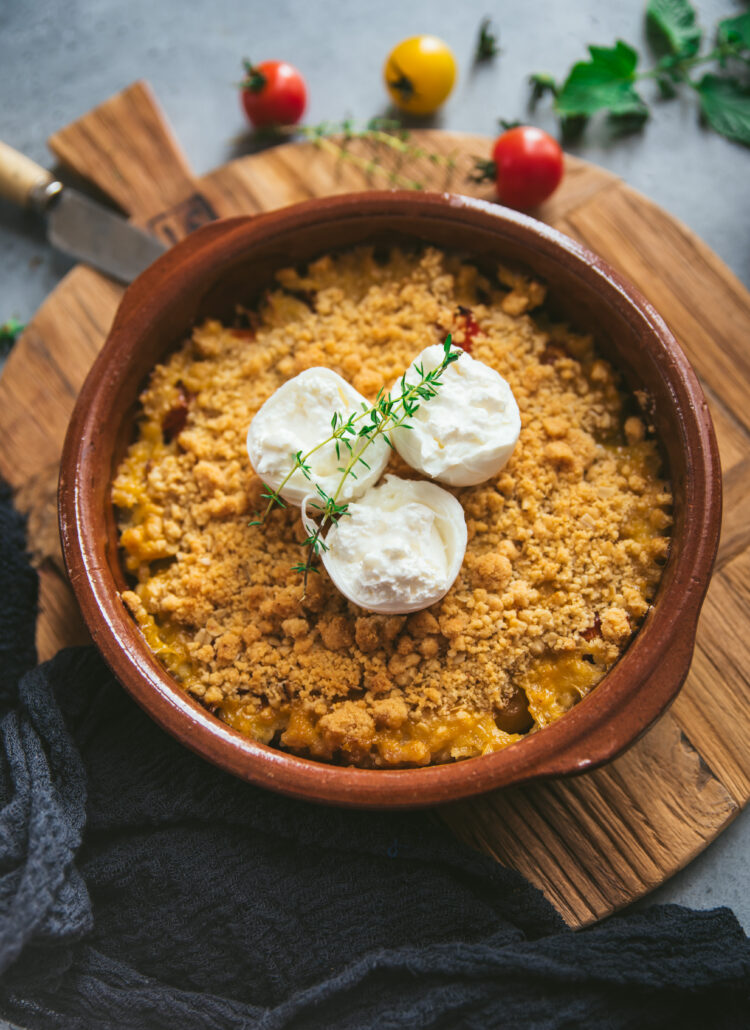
[{"x1": 2, "y1": 81, "x2": 749, "y2": 929}]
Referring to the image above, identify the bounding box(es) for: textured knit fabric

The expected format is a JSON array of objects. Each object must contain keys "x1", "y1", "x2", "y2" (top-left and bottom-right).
[{"x1": 0, "y1": 482, "x2": 749, "y2": 1029}]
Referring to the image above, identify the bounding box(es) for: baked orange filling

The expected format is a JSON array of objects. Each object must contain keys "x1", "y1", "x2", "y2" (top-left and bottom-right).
[
  {"x1": 113, "y1": 247, "x2": 672, "y2": 768},
  {"x1": 220, "y1": 699, "x2": 523, "y2": 766}
]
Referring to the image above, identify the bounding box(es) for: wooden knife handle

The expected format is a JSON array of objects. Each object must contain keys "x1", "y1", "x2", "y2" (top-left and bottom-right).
[{"x1": 0, "y1": 140, "x2": 61, "y2": 210}]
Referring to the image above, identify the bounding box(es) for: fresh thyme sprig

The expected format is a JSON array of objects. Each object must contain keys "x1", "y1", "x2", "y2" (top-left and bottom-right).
[
  {"x1": 250, "y1": 336, "x2": 461, "y2": 590},
  {"x1": 265, "y1": 117, "x2": 457, "y2": 190}
]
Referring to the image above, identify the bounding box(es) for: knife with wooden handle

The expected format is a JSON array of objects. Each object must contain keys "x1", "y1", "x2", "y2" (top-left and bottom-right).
[{"x1": 0, "y1": 139, "x2": 167, "y2": 283}]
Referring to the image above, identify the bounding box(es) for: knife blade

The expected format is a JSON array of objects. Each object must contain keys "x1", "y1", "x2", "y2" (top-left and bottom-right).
[
  {"x1": 46, "y1": 188, "x2": 167, "y2": 283},
  {"x1": 0, "y1": 139, "x2": 167, "y2": 283}
]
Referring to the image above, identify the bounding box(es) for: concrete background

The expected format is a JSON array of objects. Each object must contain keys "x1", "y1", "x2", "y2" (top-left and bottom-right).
[{"x1": 1, "y1": 0, "x2": 748, "y2": 931}]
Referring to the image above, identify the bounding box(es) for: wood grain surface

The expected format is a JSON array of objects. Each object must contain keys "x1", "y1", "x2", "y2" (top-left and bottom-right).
[{"x1": 2, "y1": 81, "x2": 748, "y2": 928}]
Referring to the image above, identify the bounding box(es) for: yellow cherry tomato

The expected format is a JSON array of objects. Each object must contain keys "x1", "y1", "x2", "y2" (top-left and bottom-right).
[{"x1": 384, "y1": 36, "x2": 457, "y2": 116}]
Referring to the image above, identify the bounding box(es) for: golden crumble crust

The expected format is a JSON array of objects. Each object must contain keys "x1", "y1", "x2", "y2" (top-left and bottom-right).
[{"x1": 112, "y1": 247, "x2": 672, "y2": 768}]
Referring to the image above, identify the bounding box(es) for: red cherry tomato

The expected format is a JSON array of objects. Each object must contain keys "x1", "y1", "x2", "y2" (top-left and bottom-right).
[
  {"x1": 240, "y1": 59, "x2": 307, "y2": 128},
  {"x1": 490, "y1": 126, "x2": 563, "y2": 210}
]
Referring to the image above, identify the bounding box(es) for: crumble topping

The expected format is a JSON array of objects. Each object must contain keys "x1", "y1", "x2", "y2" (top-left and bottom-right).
[{"x1": 113, "y1": 247, "x2": 672, "y2": 767}]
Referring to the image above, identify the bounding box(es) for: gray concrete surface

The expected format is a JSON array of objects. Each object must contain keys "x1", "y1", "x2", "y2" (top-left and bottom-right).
[{"x1": 1, "y1": 0, "x2": 749, "y2": 934}]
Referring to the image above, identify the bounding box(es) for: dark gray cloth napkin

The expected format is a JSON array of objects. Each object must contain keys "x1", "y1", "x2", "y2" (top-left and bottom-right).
[{"x1": 1, "y1": 481, "x2": 748, "y2": 1029}]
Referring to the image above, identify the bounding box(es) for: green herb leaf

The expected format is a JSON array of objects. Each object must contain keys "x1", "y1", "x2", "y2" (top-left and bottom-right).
[
  {"x1": 475, "y1": 17, "x2": 500, "y2": 62},
  {"x1": 716, "y1": 12, "x2": 750, "y2": 52},
  {"x1": 646, "y1": 0, "x2": 701, "y2": 58},
  {"x1": 529, "y1": 72, "x2": 558, "y2": 105},
  {"x1": 655, "y1": 74, "x2": 678, "y2": 99},
  {"x1": 292, "y1": 561, "x2": 319, "y2": 576},
  {"x1": 607, "y1": 107, "x2": 650, "y2": 134},
  {"x1": 0, "y1": 318, "x2": 24, "y2": 354},
  {"x1": 694, "y1": 74, "x2": 750, "y2": 146},
  {"x1": 555, "y1": 41, "x2": 649, "y2": 124},
  {"x1": 260, "y1": 486, "x2": 285, "y2": 508},
  {"x1": 560, "y1": 114, "x2": 589, "y2": 141}
]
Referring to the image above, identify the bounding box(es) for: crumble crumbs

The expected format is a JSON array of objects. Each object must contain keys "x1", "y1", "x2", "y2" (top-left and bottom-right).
[{"x1": 112, "y1": 247, "x2": 672, "y2": 768}]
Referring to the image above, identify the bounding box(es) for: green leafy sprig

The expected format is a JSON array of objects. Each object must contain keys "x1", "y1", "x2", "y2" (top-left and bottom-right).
[
  {"x1": 250, "y1": 336, "x2": 461, "y2": 589},
  {"x1": 530, "y1": 2, "x2": 750, "y2": 145},
  {"x1": 267, "y1": 117, "x2": 457, "y2": 190}
]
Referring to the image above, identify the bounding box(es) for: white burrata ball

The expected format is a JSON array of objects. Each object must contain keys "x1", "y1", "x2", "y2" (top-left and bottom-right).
[
  {"x1": 247, "y1": 367, "x2": 390, "y2": 506},
  {"x1": 306, "y1": 474, "x2": 467, "y2": 614},
  {"x1": 390, "y1": 344, "x2": 521, "y2": 486}
]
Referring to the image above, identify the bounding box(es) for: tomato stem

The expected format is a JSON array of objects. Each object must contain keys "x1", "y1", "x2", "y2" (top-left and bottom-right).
[
  {"x1": 241, "y1": 58, "x2": 267, "y2": 93},
  {"x1": 469, "y1": 158, "x2": 497, "y2": 184},
  {"x1": 386, "y1": 59, "x2": 417, "y2": 101}
]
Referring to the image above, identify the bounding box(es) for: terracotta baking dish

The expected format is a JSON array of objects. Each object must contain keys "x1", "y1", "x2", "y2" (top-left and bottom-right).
[{"x1": 58, "y1": 191, "x2": 721, "y2": 808}]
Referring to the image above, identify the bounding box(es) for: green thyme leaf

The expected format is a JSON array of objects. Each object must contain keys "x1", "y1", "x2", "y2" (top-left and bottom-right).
[
  {"x1": 260, "y1": 486, "x2": 285, "y2": 508},
  {"x1": 555, "y1": 41, "x2": 649, "y2": 124},
  {"x1": 716, "y1": 12, "x2": 750, "y2": 52},
  {"x1": 292, "y1": 561, "x2": 320, "y2": 576},
  {"x1": 694, "y1": 74, "x2": 750, "y2": 146},
  {"x1": 647, "y1": 0, "x2": 701, "y2": 58}
]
